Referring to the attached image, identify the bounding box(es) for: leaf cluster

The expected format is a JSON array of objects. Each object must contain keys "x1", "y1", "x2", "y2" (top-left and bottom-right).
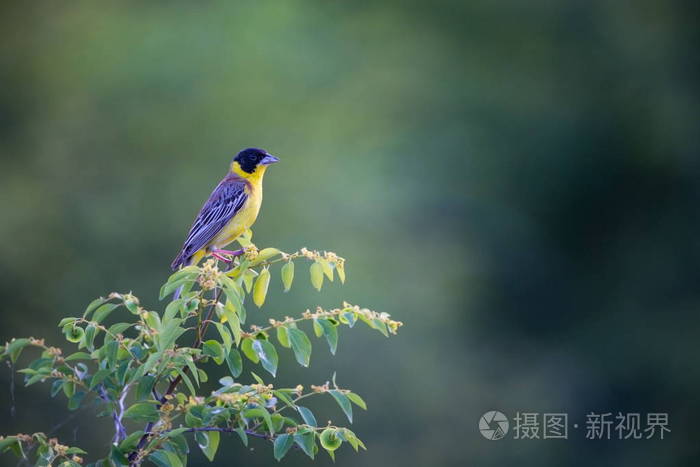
[{"x1": 0, "y1": 235, "x2": 402, "y2": 466}]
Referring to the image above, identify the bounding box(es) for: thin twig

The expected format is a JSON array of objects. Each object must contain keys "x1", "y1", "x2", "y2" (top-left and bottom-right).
[
  {"x1": 98, "y1": 383, "x2": 130, "y2": 444},
  {"x1": 114, "y1": 383, "x2": 131, "y2": 443}
]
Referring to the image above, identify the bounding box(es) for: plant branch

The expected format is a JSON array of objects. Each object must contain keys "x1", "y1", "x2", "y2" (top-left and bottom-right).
[
  {"x1": 128, "y1": 258, "x2": 238, "y2": 465},
  {"x1": 99, "y1": 383, "x2": 130, "y2": 444}
]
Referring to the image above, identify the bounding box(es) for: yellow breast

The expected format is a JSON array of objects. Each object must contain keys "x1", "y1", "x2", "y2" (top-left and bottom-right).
[{"x1": 209, "y1": 182, "x2": 262, "y2": 249}]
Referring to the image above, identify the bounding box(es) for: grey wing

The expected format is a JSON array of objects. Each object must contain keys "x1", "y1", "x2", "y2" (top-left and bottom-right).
[{"x1": 171, "y1": 180, "x2": 248, "y2": 270}]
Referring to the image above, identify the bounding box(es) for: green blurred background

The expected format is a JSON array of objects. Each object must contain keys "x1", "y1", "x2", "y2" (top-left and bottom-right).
[{"x1": 1, "y1": 1, "x2": 699, "y2": 466}]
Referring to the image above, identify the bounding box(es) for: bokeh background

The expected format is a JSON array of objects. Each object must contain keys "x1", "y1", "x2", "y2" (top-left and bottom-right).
[{"x1": 1, "y1": 1, "x2": 699, "y2": 466}]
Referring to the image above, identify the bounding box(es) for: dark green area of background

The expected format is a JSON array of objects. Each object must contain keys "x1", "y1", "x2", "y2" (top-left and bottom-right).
[{"x1": 1, "y1": 1, "x2": 698, "y2": 466}]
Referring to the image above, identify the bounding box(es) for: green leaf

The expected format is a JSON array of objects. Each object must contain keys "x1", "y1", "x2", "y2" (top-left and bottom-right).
[
  {"x1": 184, "y1": 297, "x2": 200, "y2": 315},
  {"x1": 68, "y1": 391, "x2": 87, "y2": 411},
  {"x1": 164, "y1": 299, "x2": 184, "y2": 321},
  {"x1": 89, "y1": 368, "x2": 112, "y2": 389},
  {"x1": 185, "y1": 410, "x2": 203, "y2": 427},
  {"x1": 297, "y1": 405, "x2": 317, "y2": 427},
  {"x1": 176, "y1": 368, "x2": 197, "y2": 396},
  {"x1": 339, "y1": 428, "x2": 366, "y2": 451},
  {"x1": 273, "y1": 433, "x2": 295, "y2": 461},
  {"x1": 64, "y1": 352, "x2": 93, "y2": 362},
  {"x1": 149, "y1": 449, "x2": 183, "y2": 467},
  {"x1": 116, "y1": 359, "x2": 132, "y2": 385},
  {"x1": 317, "y1": 257, "x2": 334, "y2": 281},
  {"x1": 24, "y1": 373, "x2": 46, "y2": 387},
  {"x1": 276, "y1": 326, "x2": 290, "y2": 348},
  {"x1": 6, "y1": 338, "x2": 30, "y2": 363},
  {"x1": 108, "y1": 322, "x2": 132, "y2": 335},
  {"x1": 253, "y1": 339, "x2": 279, "y2": 377},
  {"x1": 242, "y1": 269, "x2": 256, "y2": 294},
  {"x1": 195, "y1": 431, "x2": 220, "y2": 462},
  {"x1": 238, "y1": 303, "x2": 247, "y2": 325},
  {"x1": 235, "y1": 427, "x2": 248, "y2": 446},
  {"x1": 271, "y1": 413, "x2": 285, "y2": 432},
  {"x1": 313, "y1": 319, "x2": 323, "y2": 337},
  {"x1": 159, "y1": 277, "x2": 194, "y2": 301},
  {"x1": 336, "y1": 262, "x2": 346, "y2": 283},
  {"x1": 219, "y1": 275, "x2": 244, "y2": 311},
  {"x1": 93, "y1": 303, "x2": 119, "y2": 324},
  {"x1": 82, "y1": 325, "x2": 97, "y2": 351},
  {"x1": 136, "y1": 375, "x2": 156, "y2": 401},
  {"x1": 0, "y1": 436, "x2": 24, "y2": 458},
  {"x1": 167, "y1": 265, "x2": 200, "y2": 283},
  {"x1": 163, "y1": 428, "x2": 189, "y2": 439},
  {"x1": 83, "y1": 297, "x2": 108, "y2": 318},
  {"x1": 104, "y1": 340, "x2": 119, "y2": 368},
  {"x1": 219, "y1": 376, "x2": 234, "y2": 387},
  {"x1": 253, "y1": 267, "x2": 271, "y2": 308},
  {"x1": 225, "y1": 349, "x2": 243, "y2": 378},
  {"x1": 58, "y1": 317, "x2": 78, "y2": 327},
  {"x1": 242, "y1": 407, "x2": 274, "y2": 435},
  {"x1": 50, "y1": 379, "x2": 63, "y2": 397},
  {"x1": 222, "y1": 301, "x2": 242, "y2": 345},
  {"x1": 155, "y1": 318, "x2": 185, "y2": 352},
  {"x1": 119, "y1": 431, "x2": 145, "y2": 452},
  {"x1": 346, "y1": 392, "x2": 367, "y2": 410},
  {"x1": 65, "y1": 447, "x2": 87, "y2": 455},
  {"x1": 237, "y1": 228, "x2": 253, "y2": 246},
  {"x1": 371, "y1": 318, "x2": 389, "y2": 337},
  {"x1": 341, "y1": 311, "x2": 357, "y2": 327},
  {"x1": 251, "y1": 371, "x2": 265, "y2": 384},
  {"x1": 136, "y1": 352, "x2": 161, "y2": 382},
  {"x1": 214, "y1": 322, "x2": 232, "y2": 353},
  {"x1": 281, "y1": 261, "x2": 294, "y2": 292},
  {"x1": 315, "y1": 318, "x2": 338, "y2": 355},
  {"x1": 109, "y1": 445, "x2": 129, "y2": 466},
  {"x1": 0, "y1": 436, "x2": 17, "y2": 452},
  {"x1": 62, "y1": 381, "x2": 75, "y2": 398},
  {"x1": 183, "y1": 356, "x2": 198, "y2": 387},
  {"x1": 309, "y1": 262, "x2": 324, "y2": 291},
  {"x1": 288, "y1": 328, "x2": 312, "y2": 367},
  {"x1": 273, "y1": 390, "x2": 296, "y2": 409},
  {"x1": 59, "y1": 460, "x2": 82, "y2": 466},
  {"x1": 203, "y1": 340, "x2": 225, "y2": 364},
  {"x1": 293, "y1": 429, "x2": 316, "y2": 459},
  {"x1": 124, "y1": 402, "x2": 160, "y2": 422},
  {"x1": 329, "y1": 390, "x2": 353, "y2": 423},
  {"x1": 251, "y1": 247, "x2": 281, "y2": 265},
  {"x1": 241, "y1": 338, "x2": 259, "y2": 363}
]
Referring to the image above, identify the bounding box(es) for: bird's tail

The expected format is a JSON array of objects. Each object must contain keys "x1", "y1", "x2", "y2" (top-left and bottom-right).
[{"x1": 170, "y1": 251, "x2": 189, "y2": 271}]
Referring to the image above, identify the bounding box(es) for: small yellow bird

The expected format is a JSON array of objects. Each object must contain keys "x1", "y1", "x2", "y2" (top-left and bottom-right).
[{"x1": 171, "y1": 148, "x2": 279, "y2": 270}]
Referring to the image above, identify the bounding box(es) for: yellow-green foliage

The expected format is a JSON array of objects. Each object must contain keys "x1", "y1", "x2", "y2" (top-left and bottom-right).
[{"x1": 0, "y1": 233, "x2": 402, "y2": 466}]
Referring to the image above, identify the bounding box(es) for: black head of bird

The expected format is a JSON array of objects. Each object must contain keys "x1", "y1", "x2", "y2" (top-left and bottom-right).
[{"x1": 232, "y1": 148, "x2": 280, "y2": 176}]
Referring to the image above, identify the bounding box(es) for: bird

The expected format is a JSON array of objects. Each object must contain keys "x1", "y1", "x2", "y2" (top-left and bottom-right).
[{"x1": 171, "y1": 147, "x2": 279, "y2": 271}]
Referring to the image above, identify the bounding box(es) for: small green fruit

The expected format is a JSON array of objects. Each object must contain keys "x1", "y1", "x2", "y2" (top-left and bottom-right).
[{"x1": 320, "y1": 428, "x2": 342, "y2": 451}]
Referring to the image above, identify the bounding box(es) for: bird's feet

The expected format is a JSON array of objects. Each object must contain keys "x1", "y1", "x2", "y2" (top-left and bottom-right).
[
  {"x1": 210, "y1": 248, "x2": 245, "y2": 263},
  {"x1": 211, "y1": 251, "x2": 232, "y2": 263}
]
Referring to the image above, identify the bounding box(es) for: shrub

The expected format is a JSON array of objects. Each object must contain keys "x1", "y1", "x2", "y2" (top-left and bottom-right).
[{"x1": 0, "y1": 232, "x2": 402, "y2": 466}]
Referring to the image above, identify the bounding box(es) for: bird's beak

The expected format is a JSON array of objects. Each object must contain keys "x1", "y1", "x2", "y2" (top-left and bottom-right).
[{"x1": 260, "y1": 154, "x2": 280, "y2": 165}]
